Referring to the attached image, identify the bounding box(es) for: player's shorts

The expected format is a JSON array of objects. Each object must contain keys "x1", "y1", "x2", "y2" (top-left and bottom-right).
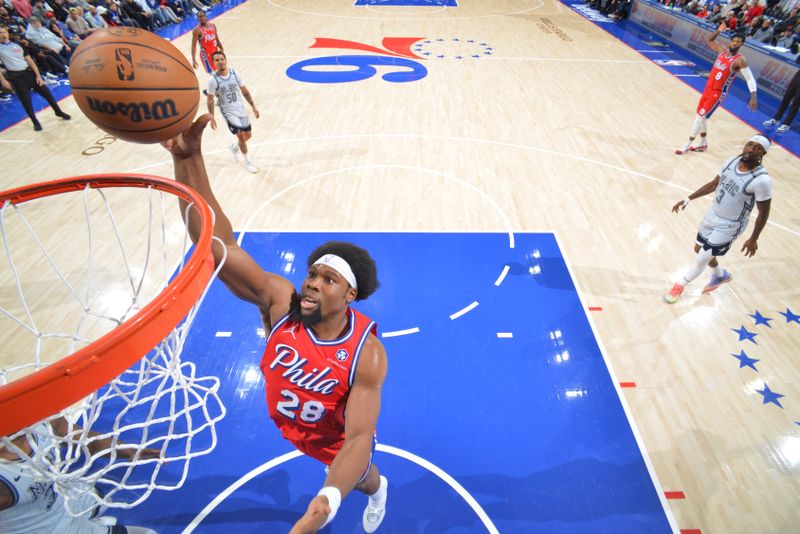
[
  {"x1": 222, "y1": 113, "x2": 251, "y2": 135},
  {"x1": 199, "y1": 46, "x2": 217, "y2": 74},
  {"x1": 291, "y1": 432, "x2": 378, "y2": 482},
  {"x1": 696, "y1": 211, "x2": 748, "y2": 256},
  {"x1": 696, "y1": 89, "x2": 725, "y2": 118}
]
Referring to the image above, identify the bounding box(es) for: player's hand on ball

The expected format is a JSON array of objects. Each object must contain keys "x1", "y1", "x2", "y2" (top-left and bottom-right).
[
  {"x1": 161, "y1": 114, "x2": 211, "y2": 158},
  {"x1": 288, "y1": 495, "x2": 330, "y2": 534}
]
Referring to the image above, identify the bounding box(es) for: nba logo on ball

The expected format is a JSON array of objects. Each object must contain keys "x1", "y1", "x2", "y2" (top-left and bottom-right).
[
  {"x1": 69, "y1": 28, "x2": 199, "y2": 144},
  {"x1": 336, "y1": 349, "x2": 349, "y2": 362},
  {"x1": 115, "y1": 48, "x2": 134, "y2": 81}
]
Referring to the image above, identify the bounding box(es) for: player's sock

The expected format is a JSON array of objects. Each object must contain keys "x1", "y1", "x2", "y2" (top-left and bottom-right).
[
  {"x1": 363, "y1": 476, "x2": 388, "y2": 533},
  {"x1": 712, "y1": 265, "x2": 724, "y2": 278}
]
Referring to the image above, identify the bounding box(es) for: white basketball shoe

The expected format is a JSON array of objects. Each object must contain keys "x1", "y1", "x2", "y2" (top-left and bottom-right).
[{"x1": 363, "y1": 475, "x2": 388, "y2": 533}]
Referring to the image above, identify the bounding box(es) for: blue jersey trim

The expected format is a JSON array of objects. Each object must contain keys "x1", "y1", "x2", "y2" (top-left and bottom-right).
[
  {"x1": 307, "y1": 309, "x2": 356, "y2": 346},
  {"x1": 0, "y1": 472, "x2": 19, "y2": 507},
  {"x1": 349, "y1": 320, "x2": 376, "y2": 387}
]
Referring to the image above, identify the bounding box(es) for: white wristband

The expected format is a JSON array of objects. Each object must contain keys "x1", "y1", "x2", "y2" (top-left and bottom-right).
[
  {"x1": 317, "y1": 486, "x2": 341, "y2": 527},
  {"x1": 683, "y1": 196, "x2": 691, "y2": 207}
]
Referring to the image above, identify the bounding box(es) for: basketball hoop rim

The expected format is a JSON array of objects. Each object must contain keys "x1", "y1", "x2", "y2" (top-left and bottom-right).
[{"x1": 0, "y1": 174, "x2": 216, "y2": 437}]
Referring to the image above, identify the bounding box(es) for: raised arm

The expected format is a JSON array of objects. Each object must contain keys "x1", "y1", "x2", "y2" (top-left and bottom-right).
[
  {"x1": 290, "y1": 335, "x2": 388, "y2": 533},
  {"x1": 163, "y1": 115, "x2": 294, "y2": 327},
  {"x1": 734, "y1": 57, "x2": 758, "y2": 111},
  {"x1": 707, "y1": 23, "x2": 727, "y2": 55}
]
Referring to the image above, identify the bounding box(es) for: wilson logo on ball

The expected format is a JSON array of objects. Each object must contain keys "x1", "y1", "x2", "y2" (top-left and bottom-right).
[
  {"x1": 115, "y1": 48, "x2": 135, "y2": 81},
  {"x1": 85, "y1": 97, "x2": 179, "y2": 123}
]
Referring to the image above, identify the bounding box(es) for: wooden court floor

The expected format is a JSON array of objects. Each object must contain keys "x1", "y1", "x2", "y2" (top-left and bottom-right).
[{"x1": 1, "y1": 1, "x2": 799, "y2": 532}]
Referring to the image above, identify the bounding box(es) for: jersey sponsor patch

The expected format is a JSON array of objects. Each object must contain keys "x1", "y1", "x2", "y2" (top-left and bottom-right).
[{"x1": 335, "y1": 349, "x2": 349, "y2": 361}]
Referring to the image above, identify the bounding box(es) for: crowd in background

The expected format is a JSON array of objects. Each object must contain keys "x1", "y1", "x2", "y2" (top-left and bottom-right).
[
  {"x1": 665, "y1": 0, "x2": 800, "y2": 53},
  {"x1": 0, "y1": 0, "x2": 222, "y2": 103}
]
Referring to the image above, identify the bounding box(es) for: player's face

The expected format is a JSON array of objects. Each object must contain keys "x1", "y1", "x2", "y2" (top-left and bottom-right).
[
  {"x1": 729, "y1": 37, "x2": 743, "y2": 52},
  {"x1": 198, "y1": 13, "x2": 207, "y2": 24},
  {"x1": 213, "y1": 54, "x2": 227, "y2": 71},
  {"x1": 299, "y1": 265, "x2": 355, "y2": 321},
  {"x1": 741, "y1": 141, "x2": 765, "y2": 163}
]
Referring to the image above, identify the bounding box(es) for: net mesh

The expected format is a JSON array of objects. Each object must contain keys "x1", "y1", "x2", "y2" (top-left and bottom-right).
[{"x1": 0, "y1": 179, "x2": 226, "y2": 515}]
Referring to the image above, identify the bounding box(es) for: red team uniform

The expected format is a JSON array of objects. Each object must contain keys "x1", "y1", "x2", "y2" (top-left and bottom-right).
[
  {"x1": 697, "y1": 50, "x2": 742, "y2": 118},
  {"x1": 261, "y1": 308, "x2": 377, "y2": 465},
  {"x1": 196, "y1": 23, "x2": 221, "y2": 74}
]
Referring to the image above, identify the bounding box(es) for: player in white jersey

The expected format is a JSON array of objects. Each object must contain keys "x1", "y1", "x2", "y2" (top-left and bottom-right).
[
  {"x1": 1, "y1": 419, "x2": 159, "y2": 534},
  {"x1": 206, "y1": 51, "x2": 260, "y2": 174},
  {"x1": 664, "y1": 135, "x2": 773, "y2": 303}
]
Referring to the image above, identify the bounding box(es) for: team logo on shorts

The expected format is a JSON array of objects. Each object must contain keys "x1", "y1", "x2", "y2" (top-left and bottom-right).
[{"x1": 336, "y1": 349, "x2": 349, "y2": 361}]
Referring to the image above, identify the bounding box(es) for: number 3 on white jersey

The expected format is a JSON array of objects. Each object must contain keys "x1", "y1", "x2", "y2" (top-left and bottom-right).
[{"x1": 277, "y1": 390, "x2": 326, "y2": 423}]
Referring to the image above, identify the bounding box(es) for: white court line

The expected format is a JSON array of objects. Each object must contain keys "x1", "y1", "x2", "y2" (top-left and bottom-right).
[
  {"x1": 450, "y1": 301, "x2": 478, "y2": 320},
  {"x1": 552, "y1": 232, "x2": 680, "y2": 533},
  {"x1": 183, "y1": 444, "x2": 499, "y2": 534},
  {"x1": 215, "y1": 331, "x2": 232, "y2": 337},
  {"x1": 269, "y1": 0, "x2": 544, "y2": 21},
  {"x1": 126, "y1": 133, "x2": 800, "y2": 237},
  {"x1": 496, "y1": 332, "x2": 513, "y2": 338},
  {"x1": 675, "y1": 74, "x2": 701, "y2": 77},
  {"x1": 229, "y1": 54, "x2": 649, "y2": 64},
  {"x1": 382, "y1": 326, "x2": 420, "y2": 338},
  {"x1": 494, "y1": 265, "x2": 510, "y2": 286}
]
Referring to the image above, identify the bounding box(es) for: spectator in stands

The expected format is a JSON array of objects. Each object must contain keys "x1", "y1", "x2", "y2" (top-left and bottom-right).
[
  {"x1": 753, "y1": 17, "x2": 776, "y2": 42},
  {"x1": 46, "y1": 17, "x2": 80, "y2": 48},
  {"x1": 0, "y1": 5, "x2": 25, "y2": 34},
  {"x1": 10, "y1": 0, "x2": 32, "y2": 19},
  {"x1": 775, "y1": 27, "x2": 795, "y2": 47},
  {"x1": 696, "y1": 4, "x2": 711, "y2": 18},
  {"x1": 25, "y1": 16, "x2": 70, "y2": 60},
  {"x1": 123, "y1": 0, "x2": 156, "y2": 30},
  {"x1": 722, "y1": 10, "x2": 739, "y2": 30},
  {"x1": 707, "y1": 5, "x2": 725, "y2": 23},
  {"x1": 773, "y1": 7, "x2": 798, "y2": 34},
  {"x1": 103, "y1": 2, "x2": 131, "y2": 26},
  {"x1": 744, "y1": 14, "x2": 763, "y2": 35},
  {"x1": 66, "y1": 7, "x2": 97, "y2": 39},
  {"x1": 50, "y1": 0, "x2": 70, "y2": 22},
  {"x1": 31, "y1": 0, "x2": 52, "y2": 21},
  {"x1": 84, "y1": 5, "x2": 108, "y2": 29},
  {"x1": 744, "y1": 0, "x2": 765, "y2": 24}
]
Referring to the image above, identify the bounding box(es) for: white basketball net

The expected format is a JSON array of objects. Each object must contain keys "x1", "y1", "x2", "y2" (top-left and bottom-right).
[{"x1": 0, "y1": 181, "x2": 226, "y2": 515}]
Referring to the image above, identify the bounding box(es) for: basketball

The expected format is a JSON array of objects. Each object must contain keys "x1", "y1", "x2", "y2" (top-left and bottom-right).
[{"x1": 69, "y1": 27, "x2": 199, "y2": 144}]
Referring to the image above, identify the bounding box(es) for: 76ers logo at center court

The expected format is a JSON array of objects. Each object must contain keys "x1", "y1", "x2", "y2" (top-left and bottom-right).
[{"x1": 286, "y1": 37, "x2": 428, "y2": 84}]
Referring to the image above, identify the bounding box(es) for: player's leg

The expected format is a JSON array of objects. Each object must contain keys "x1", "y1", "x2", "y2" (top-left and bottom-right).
[
  {"x1": 355, "y1": 464, "x2": 388, "y2": 533},
  {"x1": 238, "y1": 128, "x2": 257, "y2": 173},
  {"x1": 677, "y1": 94, "x2": 714, "y2": 154}
]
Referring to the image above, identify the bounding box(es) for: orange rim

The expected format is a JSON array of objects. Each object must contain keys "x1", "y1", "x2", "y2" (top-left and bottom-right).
[{"x1": 0, "y1": 174, "x2": 215, "y2": 436}]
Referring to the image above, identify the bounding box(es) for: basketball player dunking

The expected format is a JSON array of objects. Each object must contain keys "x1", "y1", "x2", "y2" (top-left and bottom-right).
[
  {"x1": 163, "y1": 116, "x2": 389, "y2": 534},
  {"x1": 675, "y1": 23, "x2": 758, "y2": 155},
  {"x1": 191, "y1": 11, "x2": 223, "y2": 74}
]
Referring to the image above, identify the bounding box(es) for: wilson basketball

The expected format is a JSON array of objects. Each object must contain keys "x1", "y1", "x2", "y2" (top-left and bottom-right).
[{"x1": 69, "y1": 28, "x2": 199, "y2": 143}]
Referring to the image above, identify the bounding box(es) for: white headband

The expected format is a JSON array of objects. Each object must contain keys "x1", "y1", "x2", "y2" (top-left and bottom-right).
[
  {"x1": 313, "y1": 254, "x2": 357, "y2": 290},
  {"x1": 749, "y1": 135, "x2": 770, "y2": 152}
]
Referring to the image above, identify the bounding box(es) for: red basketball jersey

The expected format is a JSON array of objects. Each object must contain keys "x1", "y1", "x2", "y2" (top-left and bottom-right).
[
  {"x1": 705, "y1": 50, "x2": 742, "y2": 93},
  {"x1": 260, "y1": 308, "x2": 377, "y2": 463},
  {"x1": 197, "y1": 23, "x2": 220, "y2": 56}
]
